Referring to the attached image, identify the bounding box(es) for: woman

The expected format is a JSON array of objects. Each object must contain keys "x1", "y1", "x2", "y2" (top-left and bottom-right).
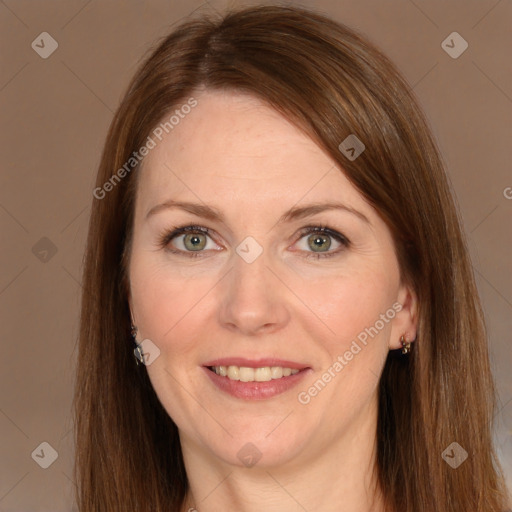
[{"x1": 74, "y1": 5, "x2": 511, "y2": 511}]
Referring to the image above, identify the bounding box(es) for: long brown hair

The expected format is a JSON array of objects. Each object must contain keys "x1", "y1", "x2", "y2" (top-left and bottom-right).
[{"x1": 73, "y1": 5, "x2": 511, "y2": 511}]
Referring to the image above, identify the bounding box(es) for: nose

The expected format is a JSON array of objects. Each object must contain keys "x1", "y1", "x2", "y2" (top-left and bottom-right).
[{"x1": 217, "y1": 248, "x2": 290, "y2": 336}]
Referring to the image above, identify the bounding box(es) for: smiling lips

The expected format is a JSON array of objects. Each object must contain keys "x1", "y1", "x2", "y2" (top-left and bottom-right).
[{"x1": 203, "y1": 358, "x2": 311, "y2": 399}]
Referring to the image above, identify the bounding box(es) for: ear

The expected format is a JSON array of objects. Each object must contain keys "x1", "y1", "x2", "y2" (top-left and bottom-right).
[{"x1": 389, "y1": 281, "x2": 418, "y2": 350}]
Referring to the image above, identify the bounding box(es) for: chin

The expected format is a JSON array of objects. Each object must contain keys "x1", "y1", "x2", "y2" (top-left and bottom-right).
[{"x1": 203, "y1": 424, "x2": 309, "y2": 469}]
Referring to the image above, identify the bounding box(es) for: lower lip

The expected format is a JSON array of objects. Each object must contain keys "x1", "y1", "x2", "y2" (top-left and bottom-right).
[{"x1": 203, "y1": 367, "x2": 312, "y2": 400}]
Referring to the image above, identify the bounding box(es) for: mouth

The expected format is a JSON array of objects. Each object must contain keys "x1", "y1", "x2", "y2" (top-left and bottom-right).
[
  {"x1": 202, "y1": 359, "x2": 312, "y2": 400},
  {"x1": 206, "y1": 365, "x2": 303, "y2": 382}
]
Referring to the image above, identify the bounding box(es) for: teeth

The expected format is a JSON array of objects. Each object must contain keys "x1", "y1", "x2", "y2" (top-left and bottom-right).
[
  {"x1": 227, "y1": 366, "x2": 240, "y2": 380},
  {"x1": 270, "y1": 367, "x2": 283, "y2": 379},
  {"x1": 254, "y1": 367, "x2": 272, "y2": 382},
  {"x1": 240, "y1": 367, "x2": 255, "y2": 382},
  {"x1": 212, "y1": 365, "x2": 302, "y2": 381}
]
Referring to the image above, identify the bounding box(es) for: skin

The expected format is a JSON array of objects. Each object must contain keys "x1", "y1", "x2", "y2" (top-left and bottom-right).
[{"x1": 128, "y1": 89, "x2": 418, "y2": 512}]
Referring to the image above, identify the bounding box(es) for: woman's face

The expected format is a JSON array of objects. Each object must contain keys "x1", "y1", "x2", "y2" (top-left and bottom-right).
[{"x1": 128, "y1": 90, "x2": 417, "y2": 469}]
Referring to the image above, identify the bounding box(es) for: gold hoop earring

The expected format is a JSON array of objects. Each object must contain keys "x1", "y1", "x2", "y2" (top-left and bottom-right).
[{"x1": 400, "y1": 334, "x2": 411, "y2": 355}]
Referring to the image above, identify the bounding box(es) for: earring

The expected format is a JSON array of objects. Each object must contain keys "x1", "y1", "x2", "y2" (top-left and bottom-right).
[
  {"x1": 131, "y1": 324, "x2": 143, "y2": 366},
  {"x1": 400, "y1": 334, "x2": 411, "y2": 355}
]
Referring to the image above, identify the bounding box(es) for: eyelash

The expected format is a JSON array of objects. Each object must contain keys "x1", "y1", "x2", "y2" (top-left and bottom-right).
[{"x1": 157, "y1": 224, "x2": 351, "y2": 260}]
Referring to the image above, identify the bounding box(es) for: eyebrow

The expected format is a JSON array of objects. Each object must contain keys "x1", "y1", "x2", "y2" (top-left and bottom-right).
[{"x1": 145, "y1": 200, "x2": 371, "y2": 225}]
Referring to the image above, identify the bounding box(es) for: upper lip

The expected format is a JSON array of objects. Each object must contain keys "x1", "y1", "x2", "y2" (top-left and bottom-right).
[{"x1": 203, "y1": 357, "x2": 310, "y2": 370}]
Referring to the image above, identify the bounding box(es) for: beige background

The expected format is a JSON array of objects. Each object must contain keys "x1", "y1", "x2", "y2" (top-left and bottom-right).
[{"x1": 0, "y1": 0, "x2": 511, "y2": 509}]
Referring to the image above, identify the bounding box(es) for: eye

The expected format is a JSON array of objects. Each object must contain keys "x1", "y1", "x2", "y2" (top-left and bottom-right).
[
  {"x1": 158, "y1": 225, "x2": 220, "y2": 257},
  {"x1": 158, "y1": 224, "x2": 350, "y2": 259},
  {"x1": 293, "y1": 226, "x2": 350, "y2": 259}
]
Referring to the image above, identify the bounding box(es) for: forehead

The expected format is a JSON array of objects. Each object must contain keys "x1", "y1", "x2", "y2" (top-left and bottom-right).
[{"x1": 135, "y1": 90, "x2": 369, "y2": 217}]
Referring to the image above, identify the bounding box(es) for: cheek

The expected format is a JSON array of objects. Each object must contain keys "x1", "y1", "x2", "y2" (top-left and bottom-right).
[
  {"x1": 129, "y1": 255, "x2": 215, "y2": 352},
  {"x1": 129, "y1": 258, "x2": 215, "y2": 425},
  {"x1": 299, "y1": 267, "x2": 397, "y2": 348},
  {"x1": 294, "y1": 273, "x2": 393, "y2": 424}
]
